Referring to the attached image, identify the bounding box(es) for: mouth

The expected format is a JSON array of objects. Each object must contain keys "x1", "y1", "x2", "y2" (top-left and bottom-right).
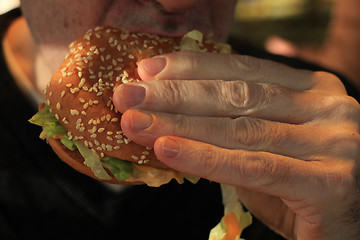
[{"x1": 104, "y1": 0, "x2": 213, "y2": 39}]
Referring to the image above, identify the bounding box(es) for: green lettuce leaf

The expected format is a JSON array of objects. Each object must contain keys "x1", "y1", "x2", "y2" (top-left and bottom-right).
[
  {"x1": 101, "y1": 157, "x2": 133, "y2": 181},
  {"x1": 29, "y1": 104, "x2": 67, "y2": 139},
  {"x1": 73, "y1": 141, "x2": 112, "y2": 180},
  {"x1": 60, "y1": 137, "x2": 77, "y2": 151}
]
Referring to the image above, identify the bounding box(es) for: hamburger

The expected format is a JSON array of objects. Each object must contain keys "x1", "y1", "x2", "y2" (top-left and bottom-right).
[
  {"x1": 29, "y1": 26, "x2": 226, "y2": 187},
  {"x1": 29, "y1": 26, "x2": 252, "y2": 239}
]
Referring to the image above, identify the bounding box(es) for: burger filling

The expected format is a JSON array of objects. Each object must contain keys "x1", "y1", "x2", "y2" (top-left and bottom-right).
[{"x1": 29, "y1": 104, "x2": 193, "y2": 186}]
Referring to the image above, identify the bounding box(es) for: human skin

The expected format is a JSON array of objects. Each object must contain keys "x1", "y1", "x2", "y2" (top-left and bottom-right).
[
  {"x1": 113, "y1": 51, "x2": 360, "y2": 239},
  {"x1": 19, "y1": 0, "x2": 360, "y2": 239},
  {"x1": 20, "y1": 0, "x2": 236, "y2": 74}
]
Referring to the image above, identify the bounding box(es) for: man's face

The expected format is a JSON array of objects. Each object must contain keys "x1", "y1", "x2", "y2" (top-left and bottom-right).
[{"x1": 20, "y1": 0, "x2": 237, "y2": 72}]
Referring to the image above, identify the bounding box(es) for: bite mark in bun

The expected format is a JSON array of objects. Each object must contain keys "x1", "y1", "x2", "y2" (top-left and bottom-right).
[{"x1": 30, "y1": 26, "x2": 223, "y2": 186}]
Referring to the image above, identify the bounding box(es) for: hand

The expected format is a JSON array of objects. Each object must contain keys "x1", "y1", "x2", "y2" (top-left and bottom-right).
[{"x1": 113, "y1": 51, "x2": 360, "y2": 240}]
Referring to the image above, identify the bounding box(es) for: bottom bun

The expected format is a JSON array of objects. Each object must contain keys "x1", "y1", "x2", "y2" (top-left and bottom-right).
[{"x1": 48, "y1": 137, "x2": 144, "y2": 185}]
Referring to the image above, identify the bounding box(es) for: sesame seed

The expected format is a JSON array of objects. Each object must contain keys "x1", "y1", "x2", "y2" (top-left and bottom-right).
[
  {"x1": 70, "y1": 109, "x2": 79, "y2": 115},
  {"x1": 111, "y1": 118, "x2": 118, "y2": 122},
  {"x1": 89, "y1": 126, "x2": 97, "y2": 133}
]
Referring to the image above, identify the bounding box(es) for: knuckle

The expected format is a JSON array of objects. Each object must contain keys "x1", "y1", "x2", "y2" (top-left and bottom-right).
[
  {"x1": 314, "y1": 71, "x2": 347, "y2": 92},
  {"x1": 228, "y1": 54, "x2": 262, "y2": 79},
  {"x1": 219, "y1": 81, "x2": 251, "y2": 114},
  {"x1": 220, "y1": 81, "x2": 259, "y2": 116},
  {"x1": 161, "y1": 80, "x2": 186, "y2": 107},
  {"x1": 231, "y1": 117, "x2": 291, "y2": 152},
  {"x1": 231, "y1": 117, "x2": 264, "y2": 147},
  {"x1": 326, "y1": 128, "x2": 360, "y2": 159},
  {"x1": 320, "y1": 94, "x2": 360, "y2": 120},
  {"x1": 198, "y1": 145, "x2": 221, "y2": 179},
  {"x1": 241, "y1": 152, "x2": 286, "y2": 188},
  {"x1": 172, "y1": 114, "x2": 192, "y2": 137},
  {"x1": 219, "y1": 80, "x2": 282, "y2": 117}
]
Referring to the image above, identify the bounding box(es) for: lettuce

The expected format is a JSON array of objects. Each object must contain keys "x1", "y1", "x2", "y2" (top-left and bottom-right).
[
  {"x1": 29, "y1": 104, "x2": 124, "y2": 181},
  {"x1": 60, "y1": 137, "x2": 77, "y2": 151},
  {"x1": 101, "y1": 157, "x2": 133, "y2": 181},
  {"x1": 29, "y1": 104, "x2": 66, "y2": 139},
  {"x1": 74, "y1": 141, "x2": 112, "y2": 180}
]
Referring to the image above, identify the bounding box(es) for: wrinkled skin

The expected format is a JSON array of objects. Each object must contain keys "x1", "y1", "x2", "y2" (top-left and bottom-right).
[
  {"x1": 113, "y1": 51, "x2": 360, "y2": 240},
  {"x1": 19, "y1": 0, "x2": 360, "y2": 239}
]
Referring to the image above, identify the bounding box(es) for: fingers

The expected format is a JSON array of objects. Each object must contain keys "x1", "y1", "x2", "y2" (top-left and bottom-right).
[
  {"x1": 121, "y1": 109, "x2": 357, "y2": 160},
  {"x1": 138, "y1": 51, "x2": 316, "y2": 91},
  {"x1": 113, "y1": 79, "x2": 349, "y2": 124},
  {"x1": 153, "y1": 136, "x2": 314, "y2": 198}
]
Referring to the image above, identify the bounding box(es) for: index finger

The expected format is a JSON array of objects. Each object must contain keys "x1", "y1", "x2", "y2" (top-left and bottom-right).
[{"x1": 138, "y1": 51, "x2": 315, "y2": 91}]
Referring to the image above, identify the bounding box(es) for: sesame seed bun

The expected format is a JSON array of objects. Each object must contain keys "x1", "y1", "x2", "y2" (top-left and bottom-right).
[{"x1": 43, "y1": 26, "x2": 221, "y2": 185}]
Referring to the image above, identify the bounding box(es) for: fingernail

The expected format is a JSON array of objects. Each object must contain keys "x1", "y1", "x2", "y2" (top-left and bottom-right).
[
  {"x1": 141, "y1": 57, "x2": 166, "y2": 76},
  {"x1": 162, "y1": 137, "x2": 179, "y2": 158},
  {"x1": 130, "y1": 111, "x2": 153, "y2": 131},
  {"x1": 119, "y1": 84, "x2": 145, "y2": 108}
]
